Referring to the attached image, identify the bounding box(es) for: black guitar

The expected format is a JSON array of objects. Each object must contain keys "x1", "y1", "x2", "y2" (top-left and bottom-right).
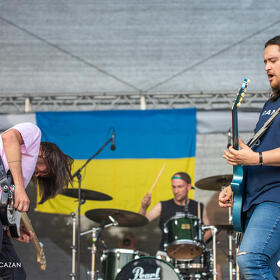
[{"x1": 0, "y1": 173, "x2": 21, "y2": 238}]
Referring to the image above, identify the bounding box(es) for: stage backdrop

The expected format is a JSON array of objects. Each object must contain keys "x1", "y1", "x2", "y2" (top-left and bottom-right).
[{"x1": 35, "y1": 108, "x2": 196, "y2": 215}]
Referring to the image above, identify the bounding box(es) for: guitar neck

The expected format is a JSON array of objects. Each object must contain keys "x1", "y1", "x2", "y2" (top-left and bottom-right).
[
  {"x1": 232, "y1": 107, "x2": 239, "y2": 150},
  {"x1": 21, "y1": 213, "x2": 41, "y2": 251}
]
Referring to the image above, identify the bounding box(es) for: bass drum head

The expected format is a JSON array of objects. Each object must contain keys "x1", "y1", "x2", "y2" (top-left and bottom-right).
[{"x1": 116, "y1": 256, "x2": 182, "y2": 280}]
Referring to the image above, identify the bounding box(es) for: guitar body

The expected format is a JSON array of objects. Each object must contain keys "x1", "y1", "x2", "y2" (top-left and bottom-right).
[
  {"x1": 231, "y1": 165, "x2": 245, "y2": 232},
  {"x1": 230, "y1": 78, "x2": 250, "y2": 232},
  {"x1": 0, "y1": 173, "x2": 21, "y2": 238}
]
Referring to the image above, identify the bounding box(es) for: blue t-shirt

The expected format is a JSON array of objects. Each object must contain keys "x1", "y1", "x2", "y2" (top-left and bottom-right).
[{"x1": 243, "y1": 97, "x2": 280, "y2": 212}]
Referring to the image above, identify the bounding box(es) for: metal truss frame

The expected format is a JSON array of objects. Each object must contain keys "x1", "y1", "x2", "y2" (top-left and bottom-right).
[{"x1": 0, "y1": 91, "x2": 268, "y2": 113}]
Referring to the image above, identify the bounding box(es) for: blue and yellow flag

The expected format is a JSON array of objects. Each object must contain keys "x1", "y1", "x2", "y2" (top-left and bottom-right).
[{"x1": 36, "y1": 108, "x2": 196, "y2": 215}]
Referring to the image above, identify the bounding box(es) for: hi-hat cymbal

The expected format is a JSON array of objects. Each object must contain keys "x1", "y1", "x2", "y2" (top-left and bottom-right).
[
  {"x1": 215, "y1": 224, "x2": 234, "y2": 231},
  {"x1": 85, "y1": 208, "x2": 148, "y2": 227},
  {"x1": 61, "y1": 188, "x2": 112, "y2": 201},
  {"x1": 195, "y1": 174, "x2": 233, "y2": 191}
]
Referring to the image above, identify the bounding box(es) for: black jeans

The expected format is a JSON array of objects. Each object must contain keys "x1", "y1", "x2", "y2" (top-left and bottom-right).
[{"x1": 0, "y1": 226, "x2": 26, "y2": 280}]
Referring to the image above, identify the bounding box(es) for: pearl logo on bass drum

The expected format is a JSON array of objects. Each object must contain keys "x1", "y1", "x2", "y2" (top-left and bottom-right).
[{"x1": 129, "y1": 266, "x2": 161, "y2": 280}]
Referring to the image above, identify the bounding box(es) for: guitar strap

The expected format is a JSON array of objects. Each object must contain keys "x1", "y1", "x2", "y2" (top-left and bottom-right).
[{"x1": 247, "y1": 106, "x2": 280, "y2": 148}]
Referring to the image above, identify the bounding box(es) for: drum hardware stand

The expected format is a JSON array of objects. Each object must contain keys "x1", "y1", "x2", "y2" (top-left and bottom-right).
[
  {"x1": 69, "y1": 200, "x2": 85, "y2": 280},
  {"x1": 81, "y1": 216, "x2": 118, "y2": 280},
  {"x1": 203, "y1": 225, "x2": 217, "y2": 280},
  {"x1": 228, "y1": 206, "x2": 239, "y2": 280},
  {"x1": 71, "y1": 132, "x2": 115, "y2": 280},
  {"x1": 234, "y1": 232, "x2": 242, "y2": 280}
]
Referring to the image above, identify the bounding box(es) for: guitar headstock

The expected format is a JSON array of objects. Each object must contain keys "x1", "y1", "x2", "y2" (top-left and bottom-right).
[
  {"x1": 37, "y1": 243, "x2": 47, "y2": 270},
  {"x1": 232, "y1": 78, "x2": 250, "y2": 110}
]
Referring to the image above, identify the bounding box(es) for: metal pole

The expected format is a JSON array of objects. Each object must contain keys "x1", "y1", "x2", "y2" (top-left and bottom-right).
[
  {"x1": 70, "y1": 212, "x2": 77, "y2": 280},
  {"x1": 203, "y1": 225, "x2": 217, "y2": 280},
  {"x1": 228, "y1": 207, "x2": 233, "y2": 280}
]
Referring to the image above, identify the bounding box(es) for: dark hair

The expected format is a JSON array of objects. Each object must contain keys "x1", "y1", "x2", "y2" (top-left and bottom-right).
[
  {"x1": 265, "y1": 35, "x2": 280, "y2": 49},
  {"x1": 265, "y1": 35, "x2": 280, "y2": 100},
  {"x1": 171, "y1": 172, "x2": 191, "y2": 184},
  {"x1": 34, "y1": 142, "x2": 73, "y2": 204}
]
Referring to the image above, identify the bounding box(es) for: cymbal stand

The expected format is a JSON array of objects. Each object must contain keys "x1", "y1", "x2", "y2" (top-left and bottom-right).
[
  {"x1": 203, "y1": 225, "x2": 217, "y2": 280},
  {"x1": 69, "y1": 200, "x2": 85, "y2": 280},
  {"x1": 70, "y1": 212, "x2": 77, "y2": 280},
  {"x1": 234, "y1": 232, "x2": 242, "y2": 280},
  {"x1": 71, "y1": 134, "x2": 114, "y2": 280},
  {"x1": 228, "y1": 206, "x2": 235, "y2": 280},
  {"x1": 81, "y1": 216, "x2": 118, "y2": 280}
]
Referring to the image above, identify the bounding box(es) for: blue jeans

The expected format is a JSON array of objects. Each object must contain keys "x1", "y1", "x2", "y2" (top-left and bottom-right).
[{"x1": 237, "y1": 202, "x2": 280, "y2": 279}]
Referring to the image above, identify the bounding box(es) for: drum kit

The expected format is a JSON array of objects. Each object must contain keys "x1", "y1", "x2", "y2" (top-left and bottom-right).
[{"x1": 62, "y1": 174, "x2": 240, "y2": 280}]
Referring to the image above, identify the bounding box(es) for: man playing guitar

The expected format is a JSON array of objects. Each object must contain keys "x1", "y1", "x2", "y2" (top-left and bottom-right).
[
  {"x1": 219, "y1": 35, "x2": 280, "y2": 279},
  {"x1": 0, "y1": 122, "x2": 73, "y2": 279}
]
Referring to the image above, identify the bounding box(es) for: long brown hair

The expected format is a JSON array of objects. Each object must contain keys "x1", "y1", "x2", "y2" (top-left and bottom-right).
[
  {"x1": 34, "y1": 142, "x2": 73, "y2": 204},
  {"x1": 265, "y1": 35, "x2": 280, "y2": 101}
]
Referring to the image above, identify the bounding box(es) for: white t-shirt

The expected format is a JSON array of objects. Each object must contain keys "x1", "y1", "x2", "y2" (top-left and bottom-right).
[{"x1": 0, "y1": 122, "x2": 41, "y2": 187}]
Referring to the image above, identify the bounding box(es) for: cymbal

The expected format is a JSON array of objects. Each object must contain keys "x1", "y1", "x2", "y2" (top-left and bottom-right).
[
  {"x1": 195, "y1": 174, "x2": 233, "y2": 191},
  {"x1": 85, "y1": 208, "x2": 148, "y2": 227},
  {"x1": 215, "y1": 224, "x2": 234, "y2": 231},
  {"x1": 61, "y1": 188, "x2": 112, "y2": 201}
]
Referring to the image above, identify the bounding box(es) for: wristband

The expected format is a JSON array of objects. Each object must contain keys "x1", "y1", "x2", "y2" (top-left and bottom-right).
[{"x1": 259, "y1": 152, "x2": 263, "y2": 166}]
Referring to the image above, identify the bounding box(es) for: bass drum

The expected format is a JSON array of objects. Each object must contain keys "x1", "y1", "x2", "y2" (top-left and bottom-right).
[{"x1": 116, "y1": 256, "x2": 182, "y2": 280}]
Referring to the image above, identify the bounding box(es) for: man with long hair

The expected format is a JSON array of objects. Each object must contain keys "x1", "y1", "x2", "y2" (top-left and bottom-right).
[
  {"x1": 0, "y1": 122, "x2": 73, "y2": 279},
  {"x1": 219, "y1": 35, "x2": 280, "y2": 279}
]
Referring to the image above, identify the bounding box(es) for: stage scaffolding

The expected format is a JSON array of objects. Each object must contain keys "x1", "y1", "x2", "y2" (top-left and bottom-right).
[{"x1": 0, "y1": 91, "x2": 268, "y2": 113}]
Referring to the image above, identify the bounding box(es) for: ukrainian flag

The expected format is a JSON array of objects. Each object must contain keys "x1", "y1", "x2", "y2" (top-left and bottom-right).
[{"x1": 35, "y1": 108, "x2": 196, "y2": 215}]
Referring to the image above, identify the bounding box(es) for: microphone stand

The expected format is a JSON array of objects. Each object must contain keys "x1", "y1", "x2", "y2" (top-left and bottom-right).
[{"x1": 71, "y1": 136, "x2": 113, "y2": 280}]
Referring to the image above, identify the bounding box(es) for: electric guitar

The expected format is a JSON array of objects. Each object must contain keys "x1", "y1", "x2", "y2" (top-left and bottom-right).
[
  {"x1": 0, "y1": 174, "x2": 46, "y2": 270},
  {"x1": 231, "y1": 77, "x2": 250, "y2": 232}
]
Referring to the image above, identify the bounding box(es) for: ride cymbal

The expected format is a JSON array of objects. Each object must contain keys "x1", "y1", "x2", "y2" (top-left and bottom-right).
[
  {"x1": 195, "y1": 174, "x2": 233, "y2": 191},
  {"x1": 85, "y1": 208, "x2": 148, "y2": 227},
  {"x1": 61, "y1": 188, "x2": 112, "y2": 201}
]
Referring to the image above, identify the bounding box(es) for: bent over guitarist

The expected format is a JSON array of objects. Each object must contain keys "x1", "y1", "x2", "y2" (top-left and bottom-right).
[
  {"x1": 0, "y1": 122, "x2": 73, "y2": 279},
  {"x1": 219, "y1": 35, "x2": 280, "y2": 279}
]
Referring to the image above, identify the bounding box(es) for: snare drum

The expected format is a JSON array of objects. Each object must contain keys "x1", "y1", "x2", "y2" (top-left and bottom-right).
[
  {"x1": 116, "y1": 256, "x2": 182, "y2": 280},
  {"x1": 164, "y1": 213, "x2": 204, "y2": 259},
  {"x1": 101, "y1": 248, "x2": 146, "y2": 280},
  {"x1": 173, "y1": 249, "x2": 212, "y2": 274}
]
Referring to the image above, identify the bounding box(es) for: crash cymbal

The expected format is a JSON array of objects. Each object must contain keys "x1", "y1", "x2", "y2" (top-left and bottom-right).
[
  {"x1": 215, "y1": 224, "x2": 234, "y2": 231},
  {"x1": 195, "y1": 174, "x2": 233, "y2": 191},
  {"x1": 61, "y1": 188, "x2": 112, "y2": 201},
  {"x1": 85, "y1": 208, "x2": 148, "y2": 227}
]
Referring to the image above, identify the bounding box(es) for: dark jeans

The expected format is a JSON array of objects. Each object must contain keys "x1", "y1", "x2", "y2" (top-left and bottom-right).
[{"x1": 0, "y1": 225, "x2": 26, "y2": 280}]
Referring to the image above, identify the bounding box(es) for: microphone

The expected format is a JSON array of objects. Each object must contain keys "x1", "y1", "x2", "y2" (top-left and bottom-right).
[
  {"x1": 111, "y1": 128, "x2": 116, "y2": 151},
  {"x1": 227, "y1": 128, "x2": 232, "y2": 148}
]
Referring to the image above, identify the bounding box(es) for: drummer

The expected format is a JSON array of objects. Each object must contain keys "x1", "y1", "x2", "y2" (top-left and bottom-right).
[{"x1": 138, "y1": 171, "x2": 211, "y2": 253}]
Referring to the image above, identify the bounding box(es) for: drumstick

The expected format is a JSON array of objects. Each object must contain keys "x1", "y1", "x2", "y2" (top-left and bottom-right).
[{"x1": 149, "y1": 164, "x2": 166, "y2": 194}]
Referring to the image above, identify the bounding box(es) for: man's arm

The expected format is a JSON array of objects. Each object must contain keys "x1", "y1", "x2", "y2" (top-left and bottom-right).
[
  {"x1": 223, "y1": 138, "x2": 280, "y2": 166},
  {"x1": 145, "y1": 202, "x2": 162, "y2": 222},
  {"x1": 138, "y1": 192, "x2": 162, "y2": 222},
  {"x1": 2, "y1": 129, "x2": 30, "y2": 212}
]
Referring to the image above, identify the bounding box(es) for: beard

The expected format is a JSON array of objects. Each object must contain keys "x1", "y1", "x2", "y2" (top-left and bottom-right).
[{"x1": 270, "y1": 88, "x2": 280, "y2": 101}]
